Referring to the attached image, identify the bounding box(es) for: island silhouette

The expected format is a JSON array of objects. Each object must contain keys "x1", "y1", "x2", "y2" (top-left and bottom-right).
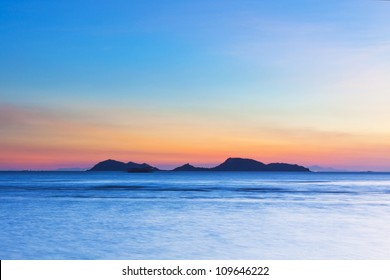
[{"x1": 89, "y1": 157, "x2": 310, "y2": 172}]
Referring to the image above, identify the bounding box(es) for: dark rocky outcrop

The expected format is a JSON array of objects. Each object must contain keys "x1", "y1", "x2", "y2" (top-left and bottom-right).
[
  {"x1": 89, "y1": 159, "x2": 158, "y2": 172},
  {"x1": 265, "y1": 162, "x2": 310, "y2": 172},
  {"x1": 89, "y1": 159, "x2": 127, "y2": 171},
  {"x1": 127, "y1": 166, "x2": 157, "y2": 173},
  {"x1": 209, "y1": 157, "x2": 309, "y2": 172},
  {"x1": 212, "y1": 157, "x2": 267, "y2": 171}
]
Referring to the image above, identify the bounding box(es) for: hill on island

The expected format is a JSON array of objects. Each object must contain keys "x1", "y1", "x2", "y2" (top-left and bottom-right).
[
  {"x1": 89, "y1": 158, "x2": 310, "y2": 172},
  {"x1": 212, "y1": 157, "x2": 267, "y2": 171},
  {"x1": 173, "y1": 163, "x2": 209, "y2": 171},
  {"x1": 89, "y1": 159, "x2": 159, "y2": 172},
  {"x1": 191, "y1": 158, "x2": 309, "y2": 172}
]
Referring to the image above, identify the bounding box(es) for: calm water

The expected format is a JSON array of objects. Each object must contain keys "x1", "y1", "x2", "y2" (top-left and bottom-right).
[{"x1": 1, "y1": 171, "x2": 390, "y2": 259}]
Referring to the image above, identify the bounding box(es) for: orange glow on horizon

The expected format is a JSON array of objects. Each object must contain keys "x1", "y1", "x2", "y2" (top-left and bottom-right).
[{"x1": 1, "y1": 103, "x2": 390, "y2": 171}]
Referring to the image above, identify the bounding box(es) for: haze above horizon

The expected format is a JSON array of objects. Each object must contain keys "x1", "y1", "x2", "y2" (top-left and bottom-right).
[{"x1": 1, "y1": 0, "x2": 390, "y2": 171}]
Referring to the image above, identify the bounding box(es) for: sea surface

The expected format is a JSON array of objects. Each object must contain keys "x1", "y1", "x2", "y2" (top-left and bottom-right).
[{"x1": 1, "y1": 171, "x2": 390, "y2": 259}]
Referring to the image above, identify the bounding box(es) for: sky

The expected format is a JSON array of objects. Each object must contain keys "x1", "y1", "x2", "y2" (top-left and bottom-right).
[{"x1": 1, "y1": 0, "x2": 390, "y2": 171}]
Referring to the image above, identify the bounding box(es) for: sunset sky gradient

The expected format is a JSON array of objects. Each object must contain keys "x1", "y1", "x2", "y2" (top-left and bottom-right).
[{"x1": 1, "y1": 0, "x2": 390, "y2": 170}]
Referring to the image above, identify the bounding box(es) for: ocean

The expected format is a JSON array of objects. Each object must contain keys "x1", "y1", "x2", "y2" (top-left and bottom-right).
[{"x1": 1, "y1": 171, "x2": 389, "y2": 259}]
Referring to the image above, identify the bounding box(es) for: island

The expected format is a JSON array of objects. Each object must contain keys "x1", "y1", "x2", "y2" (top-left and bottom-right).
[
  {"x1": 89, "y1": 159, "x2": 159, "y2": 172},
  {"x1": 88, "y1": 157, "x2": 310, "y2": 172}
]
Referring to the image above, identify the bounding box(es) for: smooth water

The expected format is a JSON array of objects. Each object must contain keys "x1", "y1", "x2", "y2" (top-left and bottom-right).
[{"x1": 1, "y1": 171, "x2": 390, "y2": 259}]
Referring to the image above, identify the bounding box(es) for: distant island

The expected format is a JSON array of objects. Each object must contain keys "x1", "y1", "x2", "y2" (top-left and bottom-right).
[
  {"x1": 88, "y1": 160, "x2": 159, "y2": 172},
  {"x1": 308, "y1": 165, "x2": 351, "y2": 172},
  {"x1": 89, "y1": 158, "x2": 310, "y2": 172}
]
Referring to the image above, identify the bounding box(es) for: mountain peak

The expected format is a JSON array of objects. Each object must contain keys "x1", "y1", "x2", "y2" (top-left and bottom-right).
[
  {"x1": 173, "y1": 163, "x2": 208, "y2": 171},
  {"x1": 89, "y1": 159, "x2": 158, "y2": 171},
  {"x1": 213, "y1": 157, "x2": 266, "y2": 171}
]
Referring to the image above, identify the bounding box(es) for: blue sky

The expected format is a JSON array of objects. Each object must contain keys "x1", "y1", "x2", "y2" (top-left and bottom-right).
[{"x1": 1, "y1": 0, "x2": 390, "y2": 170}]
